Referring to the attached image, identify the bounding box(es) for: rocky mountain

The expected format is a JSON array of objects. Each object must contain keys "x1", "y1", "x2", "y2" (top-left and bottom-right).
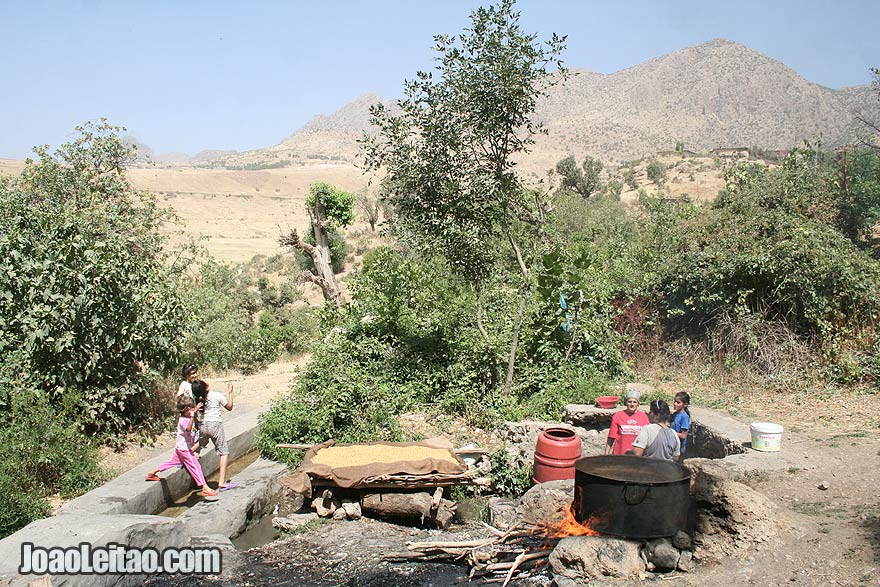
[{"x1": 207, "y1": 39, "x2": 880, "y2": 172}]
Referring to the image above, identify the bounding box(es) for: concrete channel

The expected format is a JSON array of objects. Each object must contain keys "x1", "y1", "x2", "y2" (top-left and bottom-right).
[{"x1": 0, "y1": 407, "x2": 288, "y2": 587}]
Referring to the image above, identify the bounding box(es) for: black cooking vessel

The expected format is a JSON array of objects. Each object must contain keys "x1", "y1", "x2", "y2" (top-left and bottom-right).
[{"x1": 573, "y1": 455, "x2": 691, "y2": 539}]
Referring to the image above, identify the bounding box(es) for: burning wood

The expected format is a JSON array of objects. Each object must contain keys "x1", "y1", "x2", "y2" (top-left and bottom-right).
[{"x1": 384, "y1": 504, "x2": 607, "y2": 585}]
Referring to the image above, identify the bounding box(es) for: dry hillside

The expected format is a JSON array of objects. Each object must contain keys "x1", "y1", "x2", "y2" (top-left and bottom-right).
[{"x1": 202, "y1": 39, "x2": 878, "y2": 176}]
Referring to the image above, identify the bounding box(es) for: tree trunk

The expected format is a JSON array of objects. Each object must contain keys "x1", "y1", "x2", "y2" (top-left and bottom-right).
[
  {"x1": 310, "y1": 195, "x2": 339, "y2": 299},
  {"x1": 476, "y1": 285, "x2": 490, "y2": 344},
  {"x1": 361, "y1": 491, "x2": 455, "y2": 529},
  {"x1": 279, "y1": 195, "x2": 341, "y2": 303},
  {"x1": 502, "y1": 228, "x2": 530, "y2": 397}
]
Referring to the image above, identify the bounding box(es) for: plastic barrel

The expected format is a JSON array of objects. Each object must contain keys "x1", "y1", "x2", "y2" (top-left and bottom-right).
[{"x1": 533, "y1": 427, "x2": 583, "y2": 483}]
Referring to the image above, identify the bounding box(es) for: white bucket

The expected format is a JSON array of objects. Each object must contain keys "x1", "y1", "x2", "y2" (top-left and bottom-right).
[{"x1": 750, "y1": 422, "x2": 784, "y2": 452}]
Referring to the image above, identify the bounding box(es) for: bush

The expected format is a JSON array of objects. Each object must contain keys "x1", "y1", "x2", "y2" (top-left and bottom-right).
[
  {"x1": 0, "y1": 121, "x2": 187, "y2": 434},
  {"x1": 646, "y1": 160, "x2": 667, "y2": 185},
  {"x1": 0, "y1": 381, "x2": 106, "y2": 537}
]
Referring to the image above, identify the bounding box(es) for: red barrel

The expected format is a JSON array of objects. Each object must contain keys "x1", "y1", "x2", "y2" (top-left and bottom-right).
[{"x1": 533, "y1": 427, "x2": 583, "y2": 483}]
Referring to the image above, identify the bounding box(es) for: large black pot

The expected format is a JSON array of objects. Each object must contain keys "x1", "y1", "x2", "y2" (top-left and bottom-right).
[{"x1": 573, "y1": 455, "x2": 691, "y2": 539}]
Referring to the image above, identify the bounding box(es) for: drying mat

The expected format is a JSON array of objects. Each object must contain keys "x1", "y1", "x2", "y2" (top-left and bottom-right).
[{"x1": 294, "y1": 437, "x2": 467, "y2": 491}]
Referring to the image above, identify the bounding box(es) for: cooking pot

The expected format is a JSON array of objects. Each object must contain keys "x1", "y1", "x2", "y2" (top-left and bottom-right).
[{"x1": 573, "y1": 455, "x2": 691, "y2": 538}]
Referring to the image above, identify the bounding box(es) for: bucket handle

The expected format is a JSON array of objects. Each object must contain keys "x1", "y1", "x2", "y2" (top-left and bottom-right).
[{"x1": 623, "y1": 483, "x2": 649, "y2": 505}]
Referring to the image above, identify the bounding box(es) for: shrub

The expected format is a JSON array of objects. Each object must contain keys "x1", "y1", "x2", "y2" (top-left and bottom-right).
[
  {"x1": 647, "y1": 160, "x2": 667, "y2": 185},
  {"x1": 0, "y1": 380, "x2": 106, "y2": 537},
  {"x1": 0, "y1": 121, "x2": 187, "y2": 434}
]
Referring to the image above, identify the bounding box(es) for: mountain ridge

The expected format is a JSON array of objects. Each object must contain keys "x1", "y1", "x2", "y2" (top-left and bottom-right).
[{"x1": 147, "y1": 39, "x2": 878, "y2": 170}]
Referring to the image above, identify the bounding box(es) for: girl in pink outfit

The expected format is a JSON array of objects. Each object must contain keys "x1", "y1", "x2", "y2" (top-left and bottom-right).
[{"x1": 145, "y1": 396, "x2": 218, "y2": 497}]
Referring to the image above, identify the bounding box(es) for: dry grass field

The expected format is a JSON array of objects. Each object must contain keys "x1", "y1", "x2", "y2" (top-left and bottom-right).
[
  {"x1": 129, "y1": 163, "x2": 370, "y2": 263},
  {"x1": 3, "y1": 153, "x2": 728, "y2": 266}
]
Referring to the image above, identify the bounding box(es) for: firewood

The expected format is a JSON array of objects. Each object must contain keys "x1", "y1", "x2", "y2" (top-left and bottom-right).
[{"x1": 361, "y1": 492, "x2": 456, "y2": 529}]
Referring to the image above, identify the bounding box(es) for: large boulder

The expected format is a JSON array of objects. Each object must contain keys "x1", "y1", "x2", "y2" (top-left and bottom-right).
[
  {"x1": 686, "y1": 459, "x2": 789, "y2": 562},
  {"x1": 515, "y1": 479, "x2": 573, "y2": 526},
  {"x1": 549, "y1": 536, "x2": 644, "y2": 584}
]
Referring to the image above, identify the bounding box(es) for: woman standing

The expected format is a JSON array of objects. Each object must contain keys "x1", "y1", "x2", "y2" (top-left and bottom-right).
[{"x1": 604, "y1": 390, "x2": 649, "y2": 455}]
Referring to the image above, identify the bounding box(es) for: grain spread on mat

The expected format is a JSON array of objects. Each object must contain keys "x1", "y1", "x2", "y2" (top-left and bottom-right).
[{"x1": 311, "y1": 445, "x2": 458, "y2": 468}]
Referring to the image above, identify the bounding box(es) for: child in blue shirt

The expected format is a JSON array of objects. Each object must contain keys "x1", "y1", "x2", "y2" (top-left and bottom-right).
[{"x1": 672, "y1": 392, "x2": 691, "y2": 458}]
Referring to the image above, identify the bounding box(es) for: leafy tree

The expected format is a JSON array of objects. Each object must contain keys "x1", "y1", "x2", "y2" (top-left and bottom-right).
[
  {"x1": 280, "y1": 182, "x2": 353, "y2": 302},
  {"x1": 0, "y1": 121, "x2": 187, "y2": 434},
  {"x1": 856, "y1": 67, "x2": 880, "y2": 151},
  {"x1": 835, "y1": 148, "x2": 880, "y2": 245},
  {"x1": 646, "y1": 160, "x2": 667, "y2": 186},
  {"x1": 622, "y1": 168, "x2": 638, "y2": 190},
  {"x1": 555, "y1": 155, "x2": 604, "y2": 198},
  {"x1": 362, "y1": 0, "x2": 568, "y2": 395}
]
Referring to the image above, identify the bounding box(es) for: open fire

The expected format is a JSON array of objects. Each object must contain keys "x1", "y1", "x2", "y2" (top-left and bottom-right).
[{"x1": 539, "y1": 504, "x2": 608, "y2": 538}]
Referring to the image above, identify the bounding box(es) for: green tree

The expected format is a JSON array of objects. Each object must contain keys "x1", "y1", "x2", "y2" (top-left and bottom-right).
[
  {"x1": 363, "y1": 0, "x2": 567, "y2": 395},
  {"x1": 856, "y1": 67, "x2": 880, "y2": 150},
  {"x1": 646, "y1": 160, "x2": 667, "y2": 186},
  {"x1": 555, "y1": 155, "x2": 604, "y2": 198},
  {"x1": 622, "y1": 168, "x2": 638, "y2": 190},
  {"x1": 0, "y1": 121, "x2": 187, "y2": 434},
  {"x1": 280, "y1": 182, "x2": 353, "y2": 302}
]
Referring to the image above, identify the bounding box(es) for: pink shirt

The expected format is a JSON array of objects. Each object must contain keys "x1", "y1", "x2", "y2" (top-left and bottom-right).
[
  {"x1": 175, "y1": 416, "x2": 195, "y2": 451},
  {"x1": 608, "y1": 409, "x2": 650, "y2": 455}
]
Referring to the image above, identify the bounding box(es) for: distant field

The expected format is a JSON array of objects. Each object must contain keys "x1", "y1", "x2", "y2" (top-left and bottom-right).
[
  {"x1": 129, "y1": 163, "x2": 370, "y2": 263},
  {"x1": 1, "y1": 159, "x2": 370, "y2": 264},
  {"x1": 1, "y1": 153, "x2": 726, "y2": 264}
]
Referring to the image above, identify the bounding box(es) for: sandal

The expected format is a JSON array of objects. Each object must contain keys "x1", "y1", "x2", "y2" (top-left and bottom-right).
[
  {"x1": 219, "y1": 482, "x2": 238, "y2": 492},
  {"x1": 200, "y1": 489, "x2": 219, "y2": 497},
  {"x1": 144, "y1": 474, "x2": 160, "y2": 482}
]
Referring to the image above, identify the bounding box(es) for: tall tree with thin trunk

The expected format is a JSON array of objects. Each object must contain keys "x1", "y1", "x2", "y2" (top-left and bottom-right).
[{"x1": 362, "y1": 0, "x2": 567, "y2": 395}]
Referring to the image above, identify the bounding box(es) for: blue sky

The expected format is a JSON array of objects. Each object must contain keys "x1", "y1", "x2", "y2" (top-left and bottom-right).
[{"x1": 2, "y1": 0, "x2": 878, "y2": 159}]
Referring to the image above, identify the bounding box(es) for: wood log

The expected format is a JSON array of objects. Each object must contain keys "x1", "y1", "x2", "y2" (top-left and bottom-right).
[{"x1": 362, "y1": 492, "x2": 456, "y2": 529}]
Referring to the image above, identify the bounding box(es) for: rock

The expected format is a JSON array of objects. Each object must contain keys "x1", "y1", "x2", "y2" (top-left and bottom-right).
[
  {"x1": 516, "y1": 479, "x2": 574, "y2": 526},
  {"x1": 644, "y1": 538, "x2": 680, "y2": 570},
  {"x1": 686, "y1": 459, "x2": 788, "y2": 561},
  {"x1": 677, "y1": 549, "x2": 695, "y2": 572},
  {"x1": 488, "y1": 497, "x2": 518, "y2": 530},
  {"x1": 549, "y1": 536, "x2": 644, "y2": 583},
  {"x1": 341, "y1": 500, "x2": 362, "y2": 520},
  {"x1": 273, "y1": 512, "x2": 318, "y2": 530},
  {"x1": 625, "y1": 382, "x2": 655, "y2": 396},
  {"x1": 672, "y1": 530, "x2": 693, "y2": 550},
  {"x1": 818, "y1": 480, "x2": 830, "y2": 490}
]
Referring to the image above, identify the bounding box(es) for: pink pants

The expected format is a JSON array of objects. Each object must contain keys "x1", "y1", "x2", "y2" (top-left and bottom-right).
[{"x1": 156, "y1": 448, "x2": 206, "y2": 487}]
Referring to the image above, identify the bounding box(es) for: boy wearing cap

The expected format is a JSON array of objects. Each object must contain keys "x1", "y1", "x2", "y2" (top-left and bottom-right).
[{"x1": 605, "y1": 390, "x2": 649, "y2": 455}]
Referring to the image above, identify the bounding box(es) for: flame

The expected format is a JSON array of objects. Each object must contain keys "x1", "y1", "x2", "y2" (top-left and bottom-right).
[{"x1": 540, "y1": 504, "x2": 609, "y2": 538}]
